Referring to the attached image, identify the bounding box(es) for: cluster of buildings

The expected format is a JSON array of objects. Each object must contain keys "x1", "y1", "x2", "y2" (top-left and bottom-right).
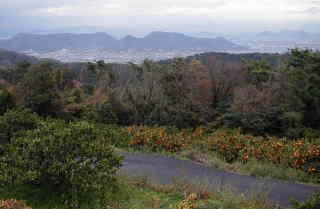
[
  {"x1": 24, "y1": 39, "x2": 320, "y2": 63},
  {"x1": 25, "y1": 48, "x2": 205, "y2": 63}
]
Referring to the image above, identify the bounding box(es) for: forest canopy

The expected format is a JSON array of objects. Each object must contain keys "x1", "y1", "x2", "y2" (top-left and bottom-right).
[{"x1": 0, "y1": 49, "x2": 319, "y2": 138}]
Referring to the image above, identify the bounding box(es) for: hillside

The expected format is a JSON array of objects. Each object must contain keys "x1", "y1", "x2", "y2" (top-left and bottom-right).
[
  {"x1": 119, "y1": 31, "x2": 244, "y2": 51},
  {"x1": 161, "y1": 51, "x2": 287, "y2": 68},
  {"x1": 0, "y1": 48, "x2": 319, "y2": 209},
  {"x1": 0, "y1": 48, "x2": 40, "y2": 67},
  {"x1": 0, "y1": 31, "x2": 246, "y2": 53},
  {"x1": 0, "y1": 32, "x2": 118, "y2": 53}
]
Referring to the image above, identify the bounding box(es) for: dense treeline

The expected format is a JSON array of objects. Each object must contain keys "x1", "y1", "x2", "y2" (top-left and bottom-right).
[
  {"x1": 163, "y1": 51, "x2": 286, "y2": 68},
  {"x1": 0, "y1": 49, "x2": 319, "y2": 138}
]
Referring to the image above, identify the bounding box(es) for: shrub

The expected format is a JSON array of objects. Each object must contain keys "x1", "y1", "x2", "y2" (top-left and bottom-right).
[
  {"x1": 85, "y1": 102, "x2": 119, "y2": 124},
  {"x1": 99, "y1": 124, "x2": 129, "y2": 147},
  {"x1": 174, "y1": 193, "x2": 198, "y2": 209},
  {"x1": 0, "y1": 120, "x2": 122, "y2": 206},
  {"x1": 0, "y1": 108, "x2": 40, "y2": 145},
  {"x1": 0, "y1": 199, "x2": 32, "y2": 209},
  {"x1": 292, "y1": 192, "x2": 320, "y2": 209},
  {"x1": 0, "y1": 90, "x2": 14, "y2": 115},
  {"x1": 126, "y1": 126, "x2": 187, "y2": 152},
  {"x1": 207, "y1": 129, "x2": 320, "y2": 174},
  {"x1": 221, "y1": 108, "x2": 286, "y2": 137}
]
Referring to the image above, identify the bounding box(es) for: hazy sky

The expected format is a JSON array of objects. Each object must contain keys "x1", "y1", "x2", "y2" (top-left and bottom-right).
[{"x1": 1, "y1": 0, "x2": 320, "y2": 35}]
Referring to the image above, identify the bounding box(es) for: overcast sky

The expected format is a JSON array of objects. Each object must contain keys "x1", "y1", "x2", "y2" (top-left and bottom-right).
[{"x1": 1, "y1": 0, "x2": 320, "y2": 36}]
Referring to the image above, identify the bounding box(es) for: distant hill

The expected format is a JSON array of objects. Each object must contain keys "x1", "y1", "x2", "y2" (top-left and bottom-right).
[
  {"x1": 0, "y1": 48, "x2": 40, "y2": 67},
  {"x1": 256, "y1": 30, "x2": 318, "y2": 41},
  {"x1": 162, "y1": 51, "x2": 287, "y2": 68},
  {"x1": 0, "y1": 31, "x2": 247, "y2": 53},
  {"x1": 119, "y1": 31, "x2": 244, "y2": 51},
  {"x1": 0, "y1": 32, "x2": 118, "y2": 53}
]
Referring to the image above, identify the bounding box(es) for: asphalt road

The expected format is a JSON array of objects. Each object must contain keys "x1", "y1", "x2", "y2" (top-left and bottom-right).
[{"x1": 119, "y1": 151, "x2": 319, "y2": 208}]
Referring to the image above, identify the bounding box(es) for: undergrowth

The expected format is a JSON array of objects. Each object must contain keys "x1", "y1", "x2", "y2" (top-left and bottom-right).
[
  {"x1": 119, "y1": 126, "x2": 320, "y2": 185},
  {"x1": 0, "y1": 175, "x2": 282, "y2": 209}
]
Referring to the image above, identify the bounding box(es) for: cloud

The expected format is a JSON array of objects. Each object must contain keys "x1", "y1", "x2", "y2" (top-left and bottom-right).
[
  {"x1": 30, "y1": 0, "x2": 228, "y2": 17},
  {"x1": 0, "y1": 0, "x2": 319, "y2": 34},
  {"x1": 298, "y1": 7, "x2": 320, "y2": 15}
]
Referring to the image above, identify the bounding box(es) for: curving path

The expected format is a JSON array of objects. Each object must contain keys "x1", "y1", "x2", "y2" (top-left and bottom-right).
[{"x1": 119, "y1": 151, "x2": 319, "y2": 208}]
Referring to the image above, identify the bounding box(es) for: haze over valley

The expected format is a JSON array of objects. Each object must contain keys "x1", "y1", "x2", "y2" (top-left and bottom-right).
[
  {"x1": 0, "y1": 31, "x2": 247, "y2": 63},
  {"x1": 0, "y1": 30, "x2": 319, "y2": 63}
]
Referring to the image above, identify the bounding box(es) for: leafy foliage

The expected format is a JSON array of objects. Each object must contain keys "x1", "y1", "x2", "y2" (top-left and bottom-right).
[
  {"x1": 122, "y1": 126, "x2": 320, "y2": 180},
  {"x1": 0, "y1": 199, "x2": 32, "y2": 209},
  {"x1": 0, "y1": 120, "x2": 122, "y2": 206},
  {"x1": 0, "y1": 90, "x2": 14, "y2": 115},
  {"x1": 16, "y1": 63, "x2": 62, "y2": 116},
  {"x1": 285, "y1": 49, "x2": 320, "y2": 130},
  {"x1": 0, "y1": 108, "x2": 40, "y2": 145},
  {"x1": 1, "y1": 49, "x2": 319, "y2": 138},
  {"x1": 292, "y1": 192, "x2": 320, "y2": 209},
  {"x1": 221, "y1": 108, "x2": 286, "y2": 136}
]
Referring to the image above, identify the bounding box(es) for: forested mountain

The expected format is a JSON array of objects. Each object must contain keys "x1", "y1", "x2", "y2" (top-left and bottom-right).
[
  {"x1": 0, "y1": 31, "x2": 246, "y2": 53},
  {"x1": 0, "y1": 48, "x2": 40, "y2": 67},
  {"x1": 0, "y1": 33, "x2": 118, "y2": 53},
  {"x1": 119, "y1": 31, "x2": 244, "y2": 51}
]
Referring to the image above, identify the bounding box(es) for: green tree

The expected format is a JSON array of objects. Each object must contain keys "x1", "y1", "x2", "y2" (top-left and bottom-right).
[
  {"x1": 17, "y1": 63, "x2": 61, "y2": 116},
  {"x1": 159, "y1": 58, "x2": 202, "y2": 127},
  {"x1": 0, "y1": 89, "x2": 14, "y2": 115},
  {"x1": 246, "y1": 60, "x2": 275, "y2": 86},
  {"x1": 285, "y1": 49, "x2": 320, "y2": 129}
]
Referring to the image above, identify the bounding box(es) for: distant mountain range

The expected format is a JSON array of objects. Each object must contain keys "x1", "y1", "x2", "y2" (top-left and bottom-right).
[
  {"x1": 0, "y1": 31, "x2": 246, "y2": 53},
  {"x1": 256, "y1": 30, "x2": 319, "y2": 41}
]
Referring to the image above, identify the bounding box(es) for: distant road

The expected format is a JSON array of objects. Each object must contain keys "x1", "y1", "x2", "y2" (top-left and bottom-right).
[{"x1": 119, "y1": 151, "x2": 319, "y2": 208}]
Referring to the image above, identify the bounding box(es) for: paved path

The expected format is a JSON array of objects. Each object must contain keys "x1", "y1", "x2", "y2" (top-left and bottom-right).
[{"x1": 119, "y1": 151, "x2": 319, "y2": 208}]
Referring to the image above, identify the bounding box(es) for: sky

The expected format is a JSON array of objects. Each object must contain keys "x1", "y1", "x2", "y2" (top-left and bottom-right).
[{"x1": 1, "y1": 0, "x2": 320, "y2": 36}]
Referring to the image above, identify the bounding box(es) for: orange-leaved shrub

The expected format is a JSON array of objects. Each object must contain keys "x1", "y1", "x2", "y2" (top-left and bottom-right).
[
  {"x1": 125, "y1": 126, "x2": 189, "y2": 152},
  {"x1": 123, "y1": 126, "x2": 319, "y2": 177},
  {"x1": 208, "y1": 129, "x2": 320, "y2": 175},
  {"x1": 0, "y1": 200, "x2": 32, "y2": 209}
]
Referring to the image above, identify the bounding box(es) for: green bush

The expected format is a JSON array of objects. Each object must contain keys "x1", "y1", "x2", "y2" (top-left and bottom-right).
[
  {"x1": 0, "y1": 120, "x2": 122, "y2": 206},
  {"x1": 0, "y1": 89, "x2": 14, "y2": 115},
  {"x1": 221, "y1": 108, "x2": 286, "y2": 136},
  {"x1": 292, "y1": 192, "x2": 320, "y2": 209},
  {"x1": 85, "y1": 102, "x2": 119, "y2": 124},
  {"x1": 0, "y1": 108, "x2": 40, "y2": 144},
  {"x1": 99, "y1": 124, "x2": 129, "y2": 147}
]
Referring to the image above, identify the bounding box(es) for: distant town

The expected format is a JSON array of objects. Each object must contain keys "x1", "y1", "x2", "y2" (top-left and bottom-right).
[
  {"x1": 231, "y1": 39, "x2": 320, "y2": 54},
  {"x1": 1, "y1": 30, "x2": 319, "y2": 63},
  {"x1": 24, "y1": 48, "x2": 207, "y2": 63},
  {"x1": 24, "y1": 39, "x2": 320, "y2": 63}
]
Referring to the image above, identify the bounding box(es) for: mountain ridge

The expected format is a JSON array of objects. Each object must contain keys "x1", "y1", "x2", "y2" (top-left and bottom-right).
[
  {"x1": 256, "y1": 30, "x2": 319, "y2": 41},
  {"x1": 0, "y1": 31, "x2": 247, "y2": 53},
  {"x1": 0, "y1": 48, "x2": 40, "y2": 67}
]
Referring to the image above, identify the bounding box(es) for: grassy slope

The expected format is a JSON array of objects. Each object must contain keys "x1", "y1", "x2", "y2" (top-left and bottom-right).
[{"x1": 0, "y1": 175, "x2": 279, "y2": 209}]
